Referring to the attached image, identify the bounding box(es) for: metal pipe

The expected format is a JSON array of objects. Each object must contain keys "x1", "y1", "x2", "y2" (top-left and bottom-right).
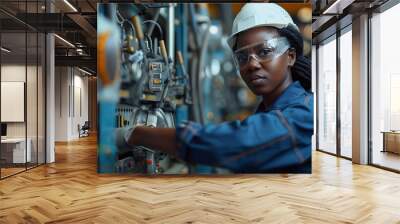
[{"x1": 167, "y1": 4, "x2": 175, "y2": 62}]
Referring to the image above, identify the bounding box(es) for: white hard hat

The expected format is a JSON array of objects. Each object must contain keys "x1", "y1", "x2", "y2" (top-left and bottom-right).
[{"x1": 227, "y1": 3, "x2": 299, "y2": 49}]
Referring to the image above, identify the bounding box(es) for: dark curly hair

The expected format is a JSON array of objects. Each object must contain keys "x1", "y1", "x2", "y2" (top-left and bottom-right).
[{"x1": 278, "y1": 24, "x2": 311, "y2": 90}]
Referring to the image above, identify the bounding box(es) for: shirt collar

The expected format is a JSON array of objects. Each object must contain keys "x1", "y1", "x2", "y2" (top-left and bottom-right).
[{"x1": 256, "y1": 81, "x2": 306, "y2": 113}]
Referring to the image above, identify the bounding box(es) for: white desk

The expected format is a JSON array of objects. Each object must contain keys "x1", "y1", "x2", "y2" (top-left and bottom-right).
[{"x1": 1, "y1": 138, "x2": 31, "y2": 163}]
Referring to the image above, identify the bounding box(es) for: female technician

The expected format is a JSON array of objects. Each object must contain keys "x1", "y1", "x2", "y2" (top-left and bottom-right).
[{"x1": 117, "y1": 3, "x2": 313, "y2": 173}]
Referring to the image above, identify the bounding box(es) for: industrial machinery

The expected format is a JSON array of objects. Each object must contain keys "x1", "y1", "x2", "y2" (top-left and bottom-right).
[{"x1": 98, "y1": 3, "x2": 192, "y2": 174}]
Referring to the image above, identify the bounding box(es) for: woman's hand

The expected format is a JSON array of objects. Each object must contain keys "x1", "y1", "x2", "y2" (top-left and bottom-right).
[{"x1": 117, "y1": 126, "x2": 179, "y2": 156}]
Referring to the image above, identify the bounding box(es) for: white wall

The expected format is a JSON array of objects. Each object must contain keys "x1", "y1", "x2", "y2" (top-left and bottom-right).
[
  {"x1": 1, "y1": 65, "x2": 26, "y2": 81},
  {"x1": 55, "y1": 67, "x2": 69, "y2": 141},
  {"x1": 72, "y1": 73, "x2": 89, "y2": 138},
  {"x1": 54, "y1": 67, "x2": 89, "y2": 141}
]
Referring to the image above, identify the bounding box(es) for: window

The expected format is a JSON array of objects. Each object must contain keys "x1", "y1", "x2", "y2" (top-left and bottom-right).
[
  {"x1": 339, "y1": 27, "x2": 352, "y2": 158},
  {"x1": 317, "y1": 35, "x2": 337, "y2": 154},
  {"x1": 370, "y1": 2, "x2": 400, "y2": 171}
]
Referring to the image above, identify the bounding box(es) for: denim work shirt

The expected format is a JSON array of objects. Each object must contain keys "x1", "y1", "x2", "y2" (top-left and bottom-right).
[{"x1": 176, "y1": 81, "x2": 314, "y2": 173}]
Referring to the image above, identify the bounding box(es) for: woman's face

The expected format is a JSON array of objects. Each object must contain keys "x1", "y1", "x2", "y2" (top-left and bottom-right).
[{"x1": 235, "y1": 27, "x2": 296, "y2": 96}]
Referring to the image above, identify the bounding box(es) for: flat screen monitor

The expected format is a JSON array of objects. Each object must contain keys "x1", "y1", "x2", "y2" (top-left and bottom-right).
[{"x1": 1, "y1": 123, "x2": 7, "y2": 137}]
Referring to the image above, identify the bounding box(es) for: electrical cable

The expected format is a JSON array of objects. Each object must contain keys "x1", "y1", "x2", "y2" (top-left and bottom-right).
[
  {"x1": 145, "y1": 9, "x2": 161, "y2": 37},
  {"x1": 143, "y1": 20, "x2": 164, "y2": 38}
]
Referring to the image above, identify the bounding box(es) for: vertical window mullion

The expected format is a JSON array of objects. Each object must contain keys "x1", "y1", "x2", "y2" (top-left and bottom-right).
[{"x1": 337, "y1": 28, "x2": 341, "y2": 157}]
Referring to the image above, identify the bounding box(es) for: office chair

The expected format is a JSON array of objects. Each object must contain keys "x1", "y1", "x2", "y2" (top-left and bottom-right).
[{"x1": 79, "y1": 121, "x2": 90, "y2": 138}]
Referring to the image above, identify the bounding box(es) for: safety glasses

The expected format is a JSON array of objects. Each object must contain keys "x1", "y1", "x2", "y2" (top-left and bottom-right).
[{"x1": 233, "y1": 37, "x2": 291, "y2": 68}]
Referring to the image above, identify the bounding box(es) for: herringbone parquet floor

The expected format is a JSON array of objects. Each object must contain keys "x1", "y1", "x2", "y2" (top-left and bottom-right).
[{"x1": 1, "y1": 135, "x2": 400, "y2": 223}]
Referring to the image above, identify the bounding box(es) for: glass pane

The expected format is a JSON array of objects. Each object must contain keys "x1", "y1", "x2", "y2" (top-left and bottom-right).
[
  {"x1": 27, "y1": 31, "x2": 38, "y2": 169},
  {"x1": 1, "y1": 30, "x2": 27, "y2": 177},
  {"x1": 340, "y1": 29, "x2": 352, "y2": 158},
  {"x1": 0, "y1": 0, "x2": 46, "y2": 178},
  {"x1": 317, "y1": 36, "x2": 337, "y2": 154},
  {"x1": 371, "y1": 3, "x2": 400, "y2": 171}
]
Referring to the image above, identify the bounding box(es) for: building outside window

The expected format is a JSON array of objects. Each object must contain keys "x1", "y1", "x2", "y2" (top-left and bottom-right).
[
  {"x1": 339, "y1": 27, "x2": 352, "y2": 159},
  {"x1": 370, "y1": 2, "x2": 400, "y2": 171}
]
